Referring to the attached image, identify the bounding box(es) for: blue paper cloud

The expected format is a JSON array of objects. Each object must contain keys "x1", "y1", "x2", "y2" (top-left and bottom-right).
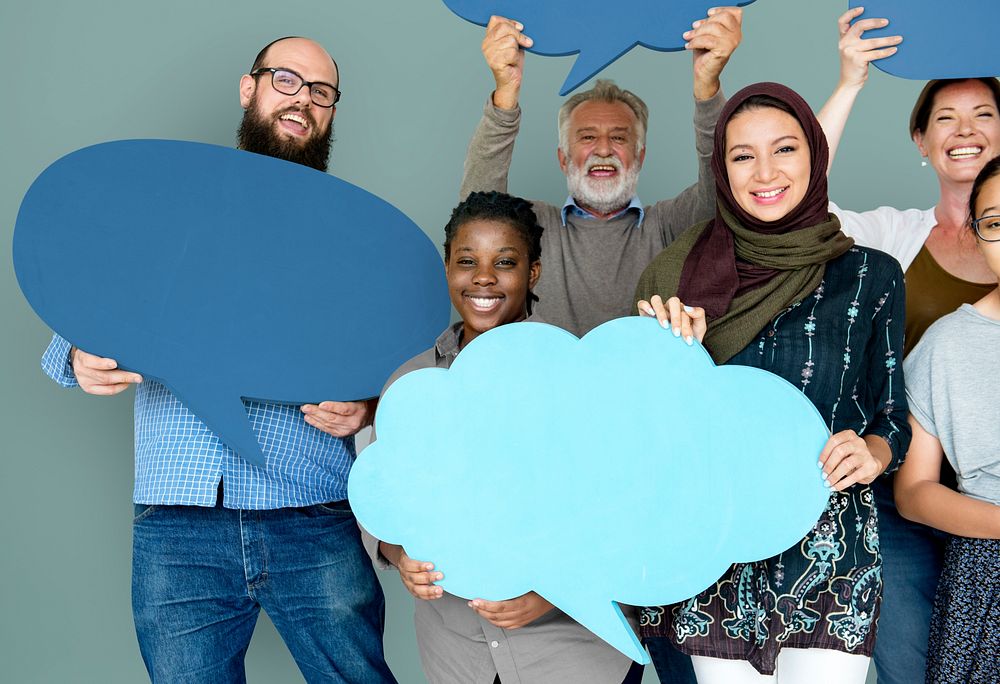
[
  {"x1": 14, "y1": 140, "x2": 449, "y2": 467},
  {"x1": 349, "y1": 318, "x2": 830, "y2": 664},
  {"x1": 850, "y1": 0, "x2": 1000, "y2": 80},
  {"x1": 443, "y1": 0, "x2": 757, "y2": 95}
]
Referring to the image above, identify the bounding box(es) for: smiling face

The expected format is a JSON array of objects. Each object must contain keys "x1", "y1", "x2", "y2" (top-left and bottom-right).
[
  {"x1": 445, "y1": 219, "x2": 541, "y2": 348},
  {"x1": 558, "y1": 100, "x2": 645, "y2": 216},
  {"x1": 914, "y1": 80, "x2": 1000, "y2": 186},
  {"x1": 237, "y1": 38, "x2": 338, "y2": 170},
  {"x1": 724, "y1": 106, "x2": 811, "y2": 224}
]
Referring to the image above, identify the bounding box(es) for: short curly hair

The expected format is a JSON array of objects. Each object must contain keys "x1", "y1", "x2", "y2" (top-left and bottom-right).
[{"x1": 444, "y1": 191, "x2": 544, "y2": 312}]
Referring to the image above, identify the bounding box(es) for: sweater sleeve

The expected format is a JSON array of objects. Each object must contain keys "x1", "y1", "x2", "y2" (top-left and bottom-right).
[
  {"x1": 650, "y1": 90, "x2": 725, "y2": 244},
  {"x1": 459, "y1": 97, "x2": 521, "y2": 201}
]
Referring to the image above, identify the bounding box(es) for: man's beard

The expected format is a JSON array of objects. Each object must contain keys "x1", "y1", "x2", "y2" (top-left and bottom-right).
[
  {"x1": 237, "y1": 100, "x2": 333, "y2": 171},
  {"x1": 565, "y1": 154, "x2": 640, "y2": 216}
]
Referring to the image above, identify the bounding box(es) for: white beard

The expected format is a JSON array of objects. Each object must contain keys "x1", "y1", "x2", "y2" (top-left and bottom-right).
[{"x1": 565, "y1": 154, "x2": 640, "y2": 216}]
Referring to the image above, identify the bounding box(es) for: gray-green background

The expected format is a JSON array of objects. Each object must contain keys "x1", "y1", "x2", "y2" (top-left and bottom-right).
[{"x1": 2, "y1": 1, "x2": 930, "y2": 681}]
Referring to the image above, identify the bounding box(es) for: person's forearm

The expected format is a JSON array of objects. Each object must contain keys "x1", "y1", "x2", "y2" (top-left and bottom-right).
[
  {"x1": 459, "y1": 99, "x2": 519, "y2": 200},
  {"x1": 817, "y1": 82, "x2": 864, "y2": 175},
  {"x1": 896, "y1": 480, "x2": 1000, "y2": 539},
  {"x1": 863, "y1": 434, "x2": 893, "y2": 477},
  {"x1": 378, "y1": 541, "x2": 403, "y2": 567},
  {"x1": 693, "y1": 75, "x2": 720, "y2": 102},
  {"x1": 492, "y1": 84, "x2": 519, "y2": 111}
]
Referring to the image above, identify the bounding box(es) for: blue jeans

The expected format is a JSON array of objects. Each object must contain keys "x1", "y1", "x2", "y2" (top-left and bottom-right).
[
  {"x1": 871, "y1": 479, "x2": 945, "y2": 684},
  {"x1": 645, "y1": 636, "x2": 697, "y2": 684},
  {"x1": 131, "y1": 499, "x2": 396, "y2": 684}
]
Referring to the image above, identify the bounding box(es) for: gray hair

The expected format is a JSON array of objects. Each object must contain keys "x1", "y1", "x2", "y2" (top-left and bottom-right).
[{"x1": 557, "y1": 79, "x2": 649, "y2": 156}]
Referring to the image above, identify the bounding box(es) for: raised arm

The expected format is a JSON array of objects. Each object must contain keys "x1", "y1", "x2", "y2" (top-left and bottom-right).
[
  {"x1": 817, "y1": 7, "x2": 901, "y2": 174},
  {"x1": 650, "y1": 7, "x2": 741, "y2": 243},
  {"x1": 687, "y1": 6, "x2": 742, "y2": 102},
  {"x1": 459, "y1": 16, "x2": 533, "y2": 200}
]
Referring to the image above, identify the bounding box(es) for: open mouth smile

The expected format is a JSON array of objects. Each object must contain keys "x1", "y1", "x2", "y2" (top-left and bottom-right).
[
  {"x1": 278, "y1": 112, "x2": 310, "y2": 135},
  {"x1": 465, "y1": 295, "x2": 504, "y2": 312},
  {"x1": 948, "y1": 145, "x2": 983, "y2": 160},
  {"x1": 750, "y1": 186, "x2": 788, "y2": 204}
]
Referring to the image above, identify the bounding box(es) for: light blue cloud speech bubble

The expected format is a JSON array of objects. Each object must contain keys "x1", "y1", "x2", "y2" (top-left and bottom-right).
[
  {"x1": 850, "y1": 0, "x2": 1000, "y2": 80},
  {"x1": 13, "y1": 140, "x2": 450, "y2": 467},
  {"x1": 349, "y1": 317, "x2": 830, "y2": 663},
  {"x1": 443, "y1": 0, "x2": 758, "y2": 95}
]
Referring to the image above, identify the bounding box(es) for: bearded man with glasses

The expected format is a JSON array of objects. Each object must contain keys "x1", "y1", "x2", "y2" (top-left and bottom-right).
[{"x1": 40, "y1": 36, "x2": 397, "y2": 684}]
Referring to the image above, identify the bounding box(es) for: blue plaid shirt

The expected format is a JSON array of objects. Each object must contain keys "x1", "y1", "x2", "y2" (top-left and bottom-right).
[{"x1": 42, "y1": 335, "x2": 356, "y2": 509}]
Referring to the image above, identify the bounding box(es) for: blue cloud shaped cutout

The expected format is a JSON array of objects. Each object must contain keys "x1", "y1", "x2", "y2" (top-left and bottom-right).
[{"x1": 349, "y1": 317, "x2": 830, "y2": 664}]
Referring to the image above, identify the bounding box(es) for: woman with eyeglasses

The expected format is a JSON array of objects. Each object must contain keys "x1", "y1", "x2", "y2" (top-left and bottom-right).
[
  {"x1": 815, "y1": 10, "x2": 1000, "y2": 684},
  {"x1": 892, "y1": 155, "x2": 1000, "y2": 684}
]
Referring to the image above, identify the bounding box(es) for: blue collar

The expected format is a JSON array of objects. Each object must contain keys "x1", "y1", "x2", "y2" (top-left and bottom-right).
[{"x1": 560, "y1": 195, "x2": 644, "y2": 227}]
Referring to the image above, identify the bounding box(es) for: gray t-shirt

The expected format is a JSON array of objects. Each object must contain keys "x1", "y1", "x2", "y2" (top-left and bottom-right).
[{"x1": 905, "y1": 303, "x2": 1000, "y2": 505}]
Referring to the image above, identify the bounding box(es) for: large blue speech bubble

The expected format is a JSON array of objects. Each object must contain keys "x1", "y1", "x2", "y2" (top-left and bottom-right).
[
  {"x1": 443, "y1": 0, "x2": 757, "y2": 95},
  {"x1": 14, "y1": 140, "x2": 449, "y2": 467},
  {"x1": 850, "y1": 1, "x2": 1000, "y2": 80},
  {"x1": 349, "y1": 317, "x2": 830, "y2": 663}
]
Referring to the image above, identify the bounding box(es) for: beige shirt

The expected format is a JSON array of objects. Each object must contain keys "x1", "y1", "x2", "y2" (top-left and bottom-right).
[{"x1": 363, "y1": 324, "x2": 638, "y2": 684}]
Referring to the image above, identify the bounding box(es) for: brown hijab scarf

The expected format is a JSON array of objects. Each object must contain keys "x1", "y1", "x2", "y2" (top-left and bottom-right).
[{"x1": 635, "y1": 82, "x2": 853, "y2": 364}]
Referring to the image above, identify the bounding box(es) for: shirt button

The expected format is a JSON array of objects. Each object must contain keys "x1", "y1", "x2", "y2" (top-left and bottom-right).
[
  {"x1": 767, "y1": 330, "x2": 775, "y2": 337},
  {"x1": 490, "y1": 640, "x2": 500, "y2": 648}
]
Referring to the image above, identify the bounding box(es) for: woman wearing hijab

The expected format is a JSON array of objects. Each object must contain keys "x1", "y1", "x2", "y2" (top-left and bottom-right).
[{"x1": 635, "y1": 83, "x2": 911, "y2": 683}]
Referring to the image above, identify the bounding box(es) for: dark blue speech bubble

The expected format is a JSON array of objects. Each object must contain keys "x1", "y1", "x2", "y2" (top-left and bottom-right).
[
  {"x1": 14, "y1": 140, "x2": 450, "y2": 467},
  {"x1": 850, "y1": 0, "x2": 1000, "y2": 80},
  {"x1": 443, "y1": 0, "x2": 757, "y2": 95}
]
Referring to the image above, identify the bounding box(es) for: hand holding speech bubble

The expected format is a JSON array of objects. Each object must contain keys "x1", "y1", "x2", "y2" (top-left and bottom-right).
[
  {"x1": 349, "y1": 317, "x2": 830, "y2": 663},
  {"x1": 444, "y1": 0, "x2": 756, "y2": 95},
  {"x1": 14, "y1": 140, "x2": 450, "y2": 467},
  {"x1": 850, "y1": 0, "x2": 1000, "y2": 79}
]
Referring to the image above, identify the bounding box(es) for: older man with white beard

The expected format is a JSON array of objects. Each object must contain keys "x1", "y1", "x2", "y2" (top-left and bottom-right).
[{"x1": 460, "y1": 9, "x2": 743, "y2": 337}]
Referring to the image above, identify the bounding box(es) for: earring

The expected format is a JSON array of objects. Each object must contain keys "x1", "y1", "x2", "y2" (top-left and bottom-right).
[{"x1": 921, "y1": 157, "x2": 928, "y2": 167}]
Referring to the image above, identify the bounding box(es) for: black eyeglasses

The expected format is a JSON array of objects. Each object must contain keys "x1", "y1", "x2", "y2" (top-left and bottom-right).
[
  {"x1": 972, "y1": 214, "x2": 1000, "y2": 242},
  {"x1": 251, "y1": 67, "x2": 340, "y2": 107}
]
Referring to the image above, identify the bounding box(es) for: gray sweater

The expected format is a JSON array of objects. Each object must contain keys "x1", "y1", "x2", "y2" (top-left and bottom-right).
[{"x1": 460, "y1": 92, "x2": 725, "y2": 337}]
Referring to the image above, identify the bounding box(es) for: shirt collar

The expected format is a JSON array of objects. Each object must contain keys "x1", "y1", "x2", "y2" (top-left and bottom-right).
[
  {"x1": 560, "y1": 195, "x2": 644, "y2": 227},
  {"x1": 434, "y1": 322, "x2": 464, "y2": 363}
]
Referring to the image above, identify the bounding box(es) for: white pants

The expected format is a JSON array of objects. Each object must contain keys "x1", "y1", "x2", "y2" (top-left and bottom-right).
[{"x1": 691, "y1": 648, "x2": 871, "y2": 684}]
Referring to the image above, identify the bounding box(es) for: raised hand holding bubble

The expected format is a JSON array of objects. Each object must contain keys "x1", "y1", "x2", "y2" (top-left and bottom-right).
[
  {"x1": 445, "y1": 0, "x2": 757, "y2": 95},
  {"x1": 849, "y1": 0, "x2": 1000, "y2": 79}
]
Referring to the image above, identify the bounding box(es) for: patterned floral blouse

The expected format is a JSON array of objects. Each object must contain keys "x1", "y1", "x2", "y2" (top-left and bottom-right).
[{"x1": 639, "y1": 246, "x2": 911, "y2": 675}]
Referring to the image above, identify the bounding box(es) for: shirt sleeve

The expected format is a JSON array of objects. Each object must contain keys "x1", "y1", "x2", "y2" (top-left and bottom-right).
[
  {"x1": 902, "y1": 326, "x2": 939, "y2": 438},
  {"x1": 828, "y1": 202, "x2": 931, "y2": 269},
  {"x1": 358, "y1": 524, "x2": 394, "y2": 571},
  {"x1": 41, "y1": 334, "x2": 78, "y2": 388},
  {"x1": 651, "y1": 90, "x2": 725, "y2": 244},
  {"x1": 863, "y1": 261, "x2": 912, "y2": 474},
  {"x1": 459, "y1": 97, "x2": 521, "y2": 201}
]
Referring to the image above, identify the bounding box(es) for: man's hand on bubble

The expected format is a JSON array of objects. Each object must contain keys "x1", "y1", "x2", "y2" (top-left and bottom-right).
[
  {"x1": 72, "y1": 347, "x2": 143, "y2": 395},
  {"x1": 483, "y1": 15, "x2": 533, "y2": 110},
  {"x1": 301, "y1": 398, "x2": 377, "y2": 437}
]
